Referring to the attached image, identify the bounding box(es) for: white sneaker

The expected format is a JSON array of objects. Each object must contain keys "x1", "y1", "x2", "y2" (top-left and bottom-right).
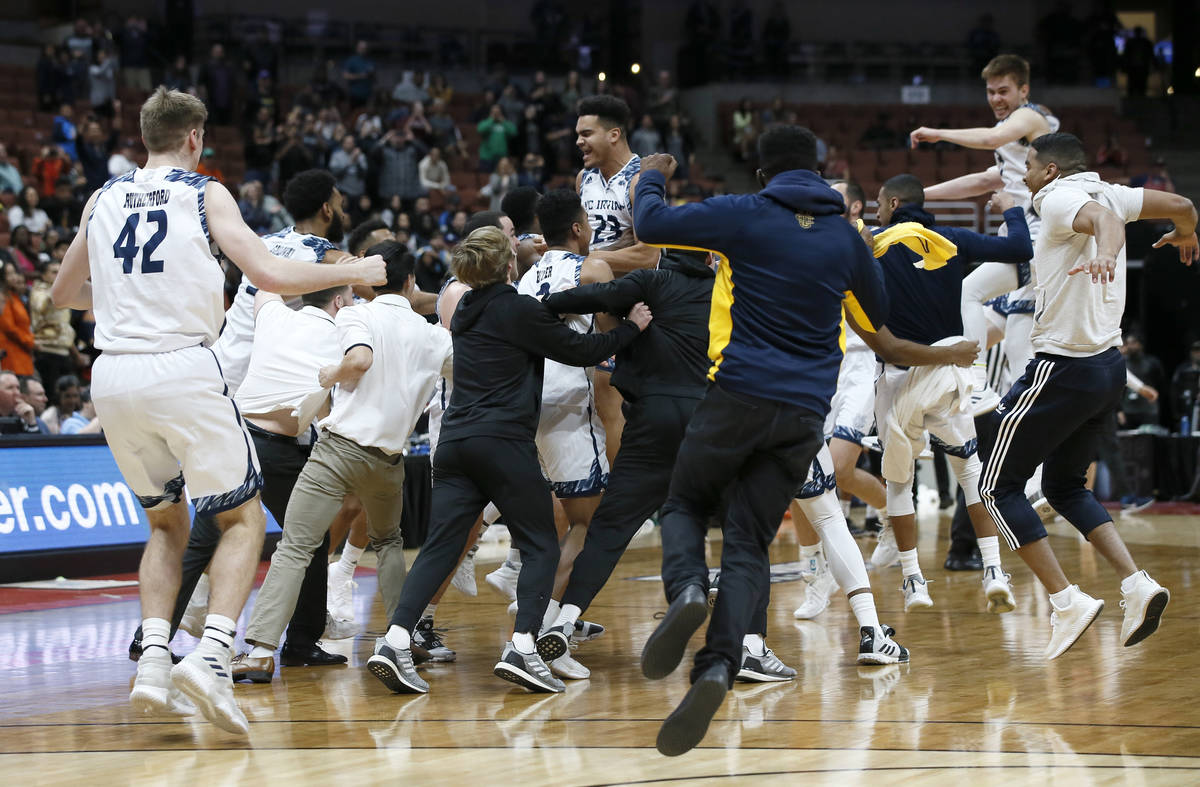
[
  {"x1": 1119, "y1": 570, "x2": 1169, "y2": 647},
  {"x1": 549, "y1": 647, "x2": 591, "y2": 680},
  {"x1": 982, "y1": 566, "x2": 1016, "y2": 613},
  {"x1": 171, "y1": 649, "x2": 250, "y2": 734},
  {"x1": 1045, "y1": 586, "x2": 1104, "y2": 660},
  {"x1": 130, "y1": 650, "x2": 196, "y2": 717},
  {"x1": 901, "y1": 575, "x2": 933, "y2": 611},
  {"x1": 485, "y1": 561, "x2": 521, "y2": 602},
  {"x1": 324, "y1": 612, "x2": 358, "y2": 640},
  {"x1": 798, "y1": 550, "x2": 823, "y2": 582},
  {"x1": 327, "y1": 575, "x2": 357, "y2": 626},
  {"x1": 793, "y1": 566, "x2": 839, "y2": 619},
  {"x1": 451, "y1": 548, "x2": 478, "y2": 597},
  {"x1": 871, "y1": 523, "x2": 899, "y2": 570},
  {"x1": 968, "y1": 385, "x2": 1002, "y2": 417},
  {"x1": 507, "y1": 600, "x2": 519, "y2": 616},
  {"x1": 178, "y1": 590, "x2": 208, "y2": 639}
]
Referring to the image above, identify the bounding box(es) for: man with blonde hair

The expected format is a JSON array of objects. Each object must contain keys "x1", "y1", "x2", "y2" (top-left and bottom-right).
[{"x1": 51, "y1": 87, "x2": 384, "y2": 735}]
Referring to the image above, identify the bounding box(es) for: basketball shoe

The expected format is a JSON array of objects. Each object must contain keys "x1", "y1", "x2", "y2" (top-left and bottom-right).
[
  {"x1": 1120, "y1": 570, "x2": 1169, "y2": 647},
  {"x1": 1045, "y1": 585, "x2": 1104, "y2": 660},
  {"x1": 171, "y1": 649, "x2": 249, "y2": 734},
  {"x1": 130, "y1": 649, "x2": 196, "y2": 717}
]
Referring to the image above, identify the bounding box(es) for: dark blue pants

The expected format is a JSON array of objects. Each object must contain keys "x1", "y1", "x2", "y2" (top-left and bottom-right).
[
  {"x1": 660, "y1": 383, "x2": 823, "y2": 684},
  {"x1": 978, "y1": 348, "x2": 1125, "y2": 550}
]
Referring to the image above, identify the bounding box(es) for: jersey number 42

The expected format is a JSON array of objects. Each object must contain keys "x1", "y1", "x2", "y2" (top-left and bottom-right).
[{"x1": 113, "y1": 210, "x2": 168, "y2": 274}]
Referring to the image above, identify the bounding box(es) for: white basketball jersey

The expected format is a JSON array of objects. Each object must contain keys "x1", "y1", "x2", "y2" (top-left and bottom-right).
[
  {"x1": 86, "y1": 167, "x2": 223, "y2": 354},
  {"x1": 212, "y1": 227, "x2": 336, "y2": 391},
  {"x1": 516, "y1": 249, "x2": 594, "y2": 406},
  {"x1": 579, "y1": 155, "x2": 640, "y2": 250},
  {"x1": 994, "y1": 104, "x2": 1060, "y2": 209}
]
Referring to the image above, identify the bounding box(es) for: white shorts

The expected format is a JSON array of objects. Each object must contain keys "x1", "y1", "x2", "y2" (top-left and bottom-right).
[
  {"x1": 795, "y1": 441, "x2": 837, "y2": 500},
  {"x1": 825, "y1": 347, "x2": 877, "y2": 444},
  {"x1": 875, "y1": 364, "x2": 977, "y2": 460},
  {"x1": 209, "y1": 330, "x2": 251, "y2": 397},
  {"x1": 535, "y1": 398, "x2": 609, "y2": 498},
  {"x1": 92, "y1": 346, "x2": 263, "y2": 514}
]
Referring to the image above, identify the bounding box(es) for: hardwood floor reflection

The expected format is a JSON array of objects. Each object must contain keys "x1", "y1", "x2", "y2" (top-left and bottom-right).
[{"x1": 2, "y1": 511, "x2": 1198, "y2": 785}]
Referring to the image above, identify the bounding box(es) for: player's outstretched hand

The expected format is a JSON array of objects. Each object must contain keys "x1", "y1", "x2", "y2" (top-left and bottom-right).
[
  {"x1": 1151, "y1": 229, "x2": 1199, "y2": 265},
  {"x1": 628, "y1": 301, "x2": 653, "y2": 331},
  {"x1": 909, "y1": 127, "x2": 938, "y2": 149},
  {"x1": 355, "y1": 254, "x2": 388, "y2": 286},
  {"x1": 641, "y1": 153, "x2": 677, "y2": 180},
  {"x1": 1068, "y1": 254, "x2": 1117, "y2": 284},
  {"x1": 987, "y1": 191, "x2": 1016, "y2": 213},
  {"x1": 943, "y1": 340, "x2": 980, "y2": 368}
]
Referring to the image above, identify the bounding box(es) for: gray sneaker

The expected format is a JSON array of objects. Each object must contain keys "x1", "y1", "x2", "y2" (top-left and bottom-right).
[
  {"x1": 735, "y1": 647, "x2": 797, "y2": 683},
  {"x1": 493, "y1": 642, "x2": 565, "y2": 693},
  {"x1": 367, "y1": 637, "x2": 429, "y2": 694},
  {"x1": 413, "y1": 617, "x2": 456, "y2": 663},
  {"x1": 535, "y1": 623, "x2": 571, "y2": 661}
]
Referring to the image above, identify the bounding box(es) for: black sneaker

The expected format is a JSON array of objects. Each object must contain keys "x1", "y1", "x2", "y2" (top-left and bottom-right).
[
  {"x1": 493, "y1": 642, "x2": 565, "y2": 693},
  {"x1": 656, "y1": 663, "x2": 729, "y2": 756},
  {"x1": 413, "y1": 617, "x2": 456, "y2": 663},
  {"x1": 536, "y1": 623, "x2": 571, "y2": 661},
  {"x1": 573, "y1": 619, "x2": 605, "y2": 641},
  {"x1": 367, "y1": 637, "x2": 429, "y2": 694},
  {"x1": 642, "y1": 584, "x2": 709, "y2": 680},
  {"x1": 857, "y1": 625, "x2": 910, "y2": 665}
]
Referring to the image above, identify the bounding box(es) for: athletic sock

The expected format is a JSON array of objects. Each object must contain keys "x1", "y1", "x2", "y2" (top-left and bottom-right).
[
  {"x1": 1049, "y1": 586, "x2": 1073, "y2": 610},
  {"x1": 141, "y1": 617, "x2": 170, "y2": 654},
  {"x1": 743, "y1": 633, "x2": 766, "y2": 657},
  {"x1": 505, "y1": 548, "x2": 522, "y2": 570},
  {"x1": 848, "y1": 593, "x2": 881, "y2": 635},
  {"x1": 512, "y1": 631, "x2": 536, "y2": 654},
  {"x1": 899, "y1": 548, "x2": 922, "y2": 579},
  {"x1": 198, "y1": 613, "x2": 237, "y2": 655},
  {"x1": 978, "y1": 536, "x2": 1001, "y2": 569},
  {"x1": 385, "y1": 624, "x2": 411, "y2": 650},
  {"x1": 541, "y1": 599, "x2": 561, "y2": 633},
  {"x1": 555, "y1": 603, "x2": 582, "y2": 629},
  {"x1": 337, "y1": 542, "x2": 365, "y2": 574},
  {"x1": 248, "y1": 645, "x2": 274, "y2": 659},
  {"x1": 422, "y1": 603, "x2": 437, "y2": 620},
  {"x1": 799, "y1": 542, "x2": 822, "y2": 558}
]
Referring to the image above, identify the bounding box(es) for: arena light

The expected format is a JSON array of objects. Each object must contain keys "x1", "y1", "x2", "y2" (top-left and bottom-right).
[
  {"x1": 631, "y1": 63, "x2": 641, "y2": 75},
  {"x1": 1194, "y1": 67, "x2": 1200, "y2": 78},
  {"x1": 1167, "y1": 85, "x2": 1175, "y2": 95},
  {"x1": 598, "y1": 71, "x2": 607, "y2": 82}
]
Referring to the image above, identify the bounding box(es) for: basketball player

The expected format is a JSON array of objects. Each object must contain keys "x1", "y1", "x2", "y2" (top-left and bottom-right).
[
  {"x1": 979, "y1": 132, "x2": 1195, "y2": 659},
  {"x1": 911, "y1": 54, "x2": 1058, "y2": 413},
  {"x1": 50, "y1": 87, "x2": 384, "y2": 734},
  {"x1": 868, "y1": 174, "x2": 1029, "y2": 613},
  {"x1": 501, "y1": 186, "x2": 544, "y2": 275}
]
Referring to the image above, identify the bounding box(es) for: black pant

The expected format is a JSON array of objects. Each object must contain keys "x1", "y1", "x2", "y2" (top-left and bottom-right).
[
  {"x1": 560, "y1": 395, "x2": 699, "y2": 613},
  {"x1": 390, "y1": 436, "x2": 559, "y2": 636},
  {"x1": 660, "y1": 383, "x2": 823, "y2": 684},
  {"x1": 131, "y1": 431, "x2": 327, "y2": 647},
  {"x1": 1094, "y1": 409, "x2": 1131, "y2": 500},
  {"x1": 947, "y1": 487, "x2": 977, "y2": 556}
]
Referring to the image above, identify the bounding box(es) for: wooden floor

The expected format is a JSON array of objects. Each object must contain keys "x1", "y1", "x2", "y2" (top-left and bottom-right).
[{"x1": 3, "y1": 509, "x2": 1200, "y2": 785}]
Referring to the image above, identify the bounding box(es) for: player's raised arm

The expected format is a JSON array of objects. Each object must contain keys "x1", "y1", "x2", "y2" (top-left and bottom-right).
[
  {"x1": 923, "y1": 168, "x2": 1005, "y2": 201},
  {"x1": 911, "y1": 107, "x2": 1049, "y2": 151},
  {"x1": 205, "y1": 180, "x2": 385, "y2": 293}
]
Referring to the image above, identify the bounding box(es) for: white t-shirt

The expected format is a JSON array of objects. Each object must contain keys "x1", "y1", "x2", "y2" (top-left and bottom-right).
[
  {"x1": 1029, "y1": 172, "x2": 1144, "y2": 358},
  {"x1": 234, "y1": 301, "x2": 342, "y2": 434},
  {"x1": 320, "y1": 294, "x2": 453, "y2": 455}
]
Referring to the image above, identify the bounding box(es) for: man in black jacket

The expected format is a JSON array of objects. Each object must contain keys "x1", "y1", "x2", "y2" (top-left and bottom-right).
[
  {"x1": 534, "y1": 249, "x2": 715, "y2": 676},
  {"x1": 367, "y1": 226, "x2": 651, "y2": 696}
]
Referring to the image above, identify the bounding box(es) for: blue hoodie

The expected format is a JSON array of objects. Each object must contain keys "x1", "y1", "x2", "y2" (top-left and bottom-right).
[{"x1": 634, "y1": 168, "x2": 888, "y2": 416}]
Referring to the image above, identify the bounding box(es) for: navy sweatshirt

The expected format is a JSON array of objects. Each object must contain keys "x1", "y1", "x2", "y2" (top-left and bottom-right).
[{"x1": 633, "y1": 168, "x2": 888, "y2": 417}]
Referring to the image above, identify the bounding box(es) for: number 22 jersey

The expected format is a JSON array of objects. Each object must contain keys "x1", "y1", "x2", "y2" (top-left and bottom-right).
[
  {"x1": 86, "y1": 166, "x2": 224, "y2": 354},
  {"x1": 579, "y1": 155, "x2": 640, "y2": 250}
]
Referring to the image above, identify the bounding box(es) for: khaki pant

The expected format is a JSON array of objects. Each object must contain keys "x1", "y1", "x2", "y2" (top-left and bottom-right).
[{"x1": 246, "y1": 430, "x2": 407, "y2": 649}]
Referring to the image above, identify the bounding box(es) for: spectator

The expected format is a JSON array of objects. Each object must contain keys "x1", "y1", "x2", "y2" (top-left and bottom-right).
[
  {"x1": 517, "y1": 104, "x2": 545, "y2": 160},
  {"x1": 375, "y1": 128, "x2": 428, "y2": 207},
  {"x1": 88, "y1": 49, "x2": 118, "y2": 119},
  {"x1": 31, "y1": 148, "x2": 71, "y2": 200},
  {"x1": 163, "y1": 54, "x2": 195, "y2": 93},
  {"x1": 1121, "y1": 332, "x2": 1165, "y2": 428},
  {"x1": 405, "y1": 101, "x2": 434, "y2": 145},
  {"x1": 42, "y1": 178, "x2": 83, "y2": 231},
  {"x1": 1095, "y1": 132, "x2": 1128, "y2": 169},
  {"x1": 41, "y1": 374, "x2": 82, "y2": 434},
  {"x1": 36, "y1": 44, "x2": 60, "y2": 111},
  {"x1": 247, "y1": 70, "x2": 279, "y2": 124},
  {"x1": 414, "y1": 233, "x2": 451, "y2": 292},
  {"x1": 476, "y1": 104, "x2": 517, "y2": 172},
  {"x1": 821, "y1": 144, "x2": 850, "y2": 180},
  {"x1": 107, "y1": 140, "x2": 137, "y2": 178},
  {"x1": 560, "y1": 70, "x2": 582, "y2": 111},
  {"x1": 409, "y1": 195, "x2": 439, "y2": 242},
  {"x1": 392, "y1": 70, "x2": 430, "y2": 105},
  {"x1": 199, "y1": 43, "x2": 236, "y2": 124},
  {"x1": 275, "y1": 120, "x2": 315, "y2": 189},
  {"x1": 77, "y1": 117, "x2": 121, "y2": 193},
  {"x1": 7, "y1": 226, "x2": 40, "y2": 279},
  {"x1": 117, "y1": 15, "x2": 152, "y2": 91},
  {"x1": 342, "y1": 41, "x2": 376, "y2": 107},
  {"x1": 731, "y1": 99, "x2": 755, "y2": 160},
  {"x1": 518, "y1": 152, "x2": 546, "y2": 190},
  {"x1": 52, "y1": 103, "x2": 78, "y2": 162},
  {"x1": 29, "y1": 260, "x2": 75, "y2": 388},
  {"x1": 349, "y1": 193, "x2": 377, "y2": 228},
  {"x1": 647, "y1": 70, "x2": 680, "y2": 126},
  {"x1": 1123, "y1": 26, "x2": 1156, "y2": 97},
  {"x1": 498, "y1": 84, "x2": 526, "y2": 124},
  {"x1": 244, "y1": 106, "x2": 277, "y2": 185},
  {"x1": 61, "y1": 386, "x2": 101, "y2": 434},
  {"x1": 17, "y1": 375, "x2": 50, "y2": 433},
  {"x1": 529, "y1": 70, "x2": 560, "y2": 115},
  {"x1": 0, "y1": 144, "x2": 21, "y2": 194},
  {"x1": 859, "y1": 112, "x2": 903, "y2": 150},
  {"x1": 427, "y1": 72, "x2": 454, "y2": 103},
  {"x1": 1084, "y1": 3, "x2": 1120, "y2": 87},
  {"x1": 0, "y1": 261, "x2": 34, "y2": 376},
  {"x1": 762, "y1": 1, "x2": 791, "y2": 77},
  {"x1": 0, "y1": 371, "x2": 41, "y2": 435},
  {"x1": 663, "y1": 115, "x2": 694, "y2": 180},
  {"x1": 238, "y1": 180, "x2": 273, "y2": 234},
  {"x1": 442, "y1": 208, "x2": 468, "y2": 244},
  {"x1": 380, "y1": 195, "x2": 406, "y2": 232},
  {"x1": 760, "y1": 96, "x2": 785, "y2": 127},
  {"x1": 330, "y1": 134, "x2": 368, "y2": 200},
  {"x1": 418, "y1": 146, "x2": 454, "y2": 194},
  {"x1": 8, "y1": 187, "x2": 52, "y2": 235},
  {"x1": 1171, "y1": 341, "x2": 1200, "y2": 430},
  {"x1": 429, "y1": 99, "x2": 468, "y2": 160},
  {"x1": 967, "y1": 14, "x2": 1002, "y2": 75},
  {"x1": 195, "y1": 147, "x2": 226, "y2": 182},
  {"x1": 482, "y1": 156, "x2": 517, "y2": 211},
  {"x1": 63, "y1": 19, "x2": 95, "y2": 62},
  {"x1": 631, "y1": 114, "x2": 664, "y2": 157},
  {"x1": 1130, "y1": 157, "x2": 1175, "y2": 192}
]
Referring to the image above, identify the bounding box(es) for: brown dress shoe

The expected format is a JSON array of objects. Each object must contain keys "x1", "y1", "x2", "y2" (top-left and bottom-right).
[{"x1": 231, "y1": 651, "x2": 275, "y2": 684}]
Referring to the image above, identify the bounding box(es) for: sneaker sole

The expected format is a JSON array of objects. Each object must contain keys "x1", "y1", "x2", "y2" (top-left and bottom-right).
[
  {"x1": 857, "y1": 652, "x2": 907, "y2": 666},
  {"x1": 904, "y1": 597, "x2": 934, "y2": 612},
  {"x1": 366, "y1": 655, "x2": 429, "y2": 694},
  {"x1": 130, "y1": 685, "x2": 193, "y2": 717},
  {"x1": 493, "y1": 661, "x2": 564, "y2": 693},
  {"x1": 656, "y1": 675, "x2": 727, "y2": 756},
  {"x1": 1124, "y1": 590, "x2": 1169, "y2": 647},
  {"x1": 641, "y1": 596, "x2": 708, "y2": 680},
  {"x1": 986, "y1": 585, "x2": 1017, "y2": 614},
  {"x1": 549, "y1": 661, "x2": 591, "y2": 680},
  {"x1": 535, "y1": 630, "x2": 569, "y2": 661},
  {"x1": 1046, "y1": 600, "x2": 1104, "y2": 660},
  {"x1": 232, "y1": 669, "x2": 274, "y2": 684},
  {"x1": 734, "y1": 667, "x2": 794, "y2": 683},
  {"x1": 170, "y1": 662, "x2": 249, "y2": 735}
]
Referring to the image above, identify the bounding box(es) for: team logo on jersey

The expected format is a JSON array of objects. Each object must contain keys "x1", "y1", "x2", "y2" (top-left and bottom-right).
[{"x1": 795, "y1": 213, "x2": 814, "y2": 229}]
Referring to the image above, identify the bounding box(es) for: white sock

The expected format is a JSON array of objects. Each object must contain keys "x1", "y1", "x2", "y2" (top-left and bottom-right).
[
  {"x1": 899, "y1": 548, "x2": 922, "y2": 579},
  {"x1": 248, "y1": 645, "x2": 274, "y2": 659},
  {"x1": 555, "y1": 603, "x2": 582, "y2": 628},
  {"x1": 505, "y1": 548, "x2": 522, "y2": 569},
  {"x1": 192, "y1": 574, "x2": 210, "y2": 605},
  {"x1": 541, "y1": 599, "x2": 561, "y2": 633},
  {"x1": 848, "y1": 593, "x2": 881, "y2": 634},
  {"x1": 1049, "y1": 586, "x2": 1073, "y2": 610},
  {"x1": 483, "y1": 502, "x2": 501, "y2": 525},
  {"x1": 141, "y1": 617, "x2": 170, "y2": 655},
  {"x1": 338, "y1": 542, "x2": 365, "y2": 573},
  {"x1": 385, "y1": 624, "x2": 411, "y2": 650},
  {"x1": 978, "y1": 536, "x2": 1001, "y2": 569},
  {"x1": 512, "y1": 631, "x2": 535, "y2": 653},
  {"x1": 198, "y1": 613, "x2": 237, "y2": 655},
  {"x1": 743, "y1": 633, "x2": 766, "y2": 656},
  {"x1": 799, "y1": 542, "x2": 822, "y2": 559},
  {"x1": 422, "y1": 603, "x2": 437, "y2": 620}
]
